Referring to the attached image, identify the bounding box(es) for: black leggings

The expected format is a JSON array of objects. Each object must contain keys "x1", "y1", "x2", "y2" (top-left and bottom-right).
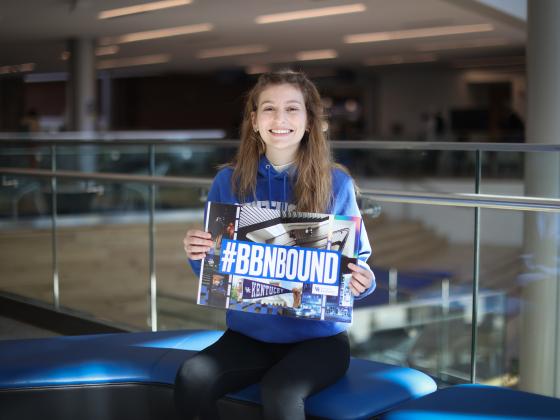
[{"x1": 174, "y1": 329, "x2": 350, "y2": 420}]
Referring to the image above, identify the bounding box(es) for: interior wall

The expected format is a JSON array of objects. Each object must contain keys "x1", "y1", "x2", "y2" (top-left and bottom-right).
[
  {"x1": 13, "y1": 66, "x2": 526, "y2": 139},
  {"x1": 375, "y1": 66, "x2": 526, "y2": 140},
  {"x1": 0, "y1": 77, "x2": 25, "y2": 131}
]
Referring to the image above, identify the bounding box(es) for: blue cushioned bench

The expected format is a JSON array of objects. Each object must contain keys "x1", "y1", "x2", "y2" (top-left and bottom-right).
[
  {"x1": 381, "y1": 384, "x2": 560, "y2": 420},
  {"x1": 0, "y1": 330, "x2": 437, "y2": 420}
]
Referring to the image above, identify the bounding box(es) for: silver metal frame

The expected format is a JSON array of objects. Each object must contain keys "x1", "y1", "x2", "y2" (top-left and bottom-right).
[
  {"x1": 50, "y1": 146, "x2": 60, "y2": 310},
  {"x1": 148, "y1": 145, "x2": 157, "y2": 331},
  {"x1": 471, "y1": 150, "x2": 481, "y2": 383},
  {"x1": 2, "y1": 136, "x2": 560, "y2": 151}
]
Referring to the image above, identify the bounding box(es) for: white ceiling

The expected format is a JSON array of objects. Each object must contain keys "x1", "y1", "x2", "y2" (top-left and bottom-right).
[{"x1": 0, "y1": 0, "x2": 526, "y2": 74}]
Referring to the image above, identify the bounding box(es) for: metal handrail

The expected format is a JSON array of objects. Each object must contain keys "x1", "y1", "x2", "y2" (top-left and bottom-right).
[
  {"x1": 0, "y1": 130, "x2": 226, "y2": 142},
  {"x1": 360, "y1": 188, "x2": 560, "y2": 212},
  {"x1": 2, "y1": 135, "x2": 560, "y2": 151},
  {"x1": 0, "y1": 167, "x2": 214, "y2": 188},
  {"x1": 2, "y1": 167, "x2": 559, "y2": 212}
]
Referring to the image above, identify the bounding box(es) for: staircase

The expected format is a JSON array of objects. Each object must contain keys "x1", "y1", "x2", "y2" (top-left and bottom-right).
[
  {"x1": 0, "y1": 216, "x2": 525, "y2": 331},
  {"x1": 363, "y1": 216, "x2": 524, "y2": 292}
]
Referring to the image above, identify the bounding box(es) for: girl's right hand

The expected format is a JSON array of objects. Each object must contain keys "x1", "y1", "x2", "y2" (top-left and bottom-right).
[{"x1": 183, "y1": 229, "x2": 213, "y2": 260}]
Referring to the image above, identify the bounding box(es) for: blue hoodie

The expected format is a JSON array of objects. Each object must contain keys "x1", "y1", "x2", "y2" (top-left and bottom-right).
[{"x1": 189, "y1": 155, "x2": 375, "y2": 343}]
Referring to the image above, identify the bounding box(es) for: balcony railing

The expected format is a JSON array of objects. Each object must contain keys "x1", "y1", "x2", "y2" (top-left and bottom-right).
[{"x1": 1, "y1": 133, "x2": 559, "y2": 390}]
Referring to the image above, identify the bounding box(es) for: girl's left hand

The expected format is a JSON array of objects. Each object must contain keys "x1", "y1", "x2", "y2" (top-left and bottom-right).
[{"x1": 347, "y1": 262, "x2": 373, "y2": 296}]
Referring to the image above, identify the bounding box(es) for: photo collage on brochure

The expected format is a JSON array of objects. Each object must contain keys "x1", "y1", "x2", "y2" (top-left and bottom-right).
[{"x1": 197, "y1": 202, "x2": 361, "y2": 323}]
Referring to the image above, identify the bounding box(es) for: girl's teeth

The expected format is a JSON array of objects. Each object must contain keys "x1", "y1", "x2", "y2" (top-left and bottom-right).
[{"x1": 271, "y1": 130, "x2": 290, "y2": 134}]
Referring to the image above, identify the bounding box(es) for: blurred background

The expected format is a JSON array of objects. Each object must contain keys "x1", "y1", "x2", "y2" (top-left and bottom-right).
[
  {"x1": 2, "y1": 0, "x2": 560, "y2": 401},
  {"x1": 1, "y1": 0, "x2": 527, "y2": 141}
]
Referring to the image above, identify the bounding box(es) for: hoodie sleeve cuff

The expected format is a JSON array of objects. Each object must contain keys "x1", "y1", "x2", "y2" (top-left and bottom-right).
[
  {"x1": 188, "y1": 259, "x2": 202, "y2": 277},
  {"x1": 354, "y1": 259, "x2": 376, "y2": 300}
]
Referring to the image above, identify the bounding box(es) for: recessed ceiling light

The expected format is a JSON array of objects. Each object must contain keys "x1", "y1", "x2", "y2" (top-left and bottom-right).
[
  {"x1": 96, "y1": 46, "x2": 120, "y2": 56},
  {"x1": 197, "y1": 45, "x2": 268, "y2": 59},
  {"x1": 99, "y1": 24, "x2": 213, "y2": 45},
  {"x1": 98, "y1": 0, "x2": 192, "y2": 20},
  {"x1": 364, "y1": 54, "x2": 437, "y2": 66},
  {"x1": 296, "y1": 49, "x2": 337, "y2": 61},
  {"x1": 238, "y1": 53, "x2": 296, "y2": 66},
  {"x1": 345, "y1": 24, "x2": 494, "y2": 44},
  {"x1": 452, "y1": 56, "x2": 525, "y2": 68},
  {"x1": 256, "y1": 4, "x2": 366, "y2": 24},
  {"x1": 60, "y1": 46, "x2": 120, "y2": 61},
  {"x1": 245, "y1": 65, "x2": 271, "y2": 75},
  {"x1": 97, "y1": 54, "x2": 171, "y2": 69},
  {"x1": 417, "y1": 38, "x2": 509, "y2": 51}
]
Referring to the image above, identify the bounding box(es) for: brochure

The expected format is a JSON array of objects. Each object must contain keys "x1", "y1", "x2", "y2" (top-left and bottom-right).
[{"x1": 196, "y1": 202, "x2": 362, "y2": 323}]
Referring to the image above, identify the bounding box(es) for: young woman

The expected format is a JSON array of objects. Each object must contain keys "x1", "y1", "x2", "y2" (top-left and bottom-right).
[{"x1": 175, "y1": 70, "x2": 375, "y2": 420}]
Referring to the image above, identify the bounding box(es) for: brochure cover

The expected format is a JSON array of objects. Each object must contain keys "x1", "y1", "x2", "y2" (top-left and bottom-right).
[{"x1": 196, "y1": 202, "x2": 362, "y2": 323}]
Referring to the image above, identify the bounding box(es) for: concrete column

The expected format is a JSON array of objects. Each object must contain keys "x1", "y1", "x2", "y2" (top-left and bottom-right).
[
  {"x1": 66, "y1": 38, "x2": 97, "y2": 172},
  {"x1": 520, "y1": 0, "x2": 560, "y2": 397},
  {"x1": 67, "y1": 38, "x2": 96, "y2": 131},
  {"x1": 98, "y1": 71, "x2": 112, "y2": 131}
]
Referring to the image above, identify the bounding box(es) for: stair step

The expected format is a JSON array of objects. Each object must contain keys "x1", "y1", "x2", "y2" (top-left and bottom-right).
[
  {"x1": 375, "y1": 236, "x2": 448, "y2": 269},
  {"x1": 373, "y1": 229, "x2": 442, "y2": 258}
]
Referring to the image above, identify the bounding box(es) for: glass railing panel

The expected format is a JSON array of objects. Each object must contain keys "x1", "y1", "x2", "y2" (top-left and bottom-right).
[
  {"x1": 0, "y1": 176, "x2": 54, "y2": 303},
  {"x1": 48, "y1": 142, "x2": 237, "y2": 178},
  {"x1": 48, "y1": 144, "x2": 156, "y2": 215},
  {"x1": 0, "y1": 145, "x2": 51, "y2": 170},
  {"x1": 155, "y1": 184, "x2": 226, "y2": 331},
  {"x1": 480, "y1": 150, "x2": 558, "y2": 200},
  {"x1": 158, "y1": 144, "x2": 238, "y2": 178},
  {"x1": 341, "y1": 148, "x2": 477, "y2": 194},
  {"x1": 0, "y1": 173, "x2": 53, "y2": 220},
  {"x1": 350, "y1": 201, "x2": 476, "y2": 384},
  {"x1": 55, "y1": 178, "x2": 150, "y2": 329},
  {"x1": 54, "y1": 145, "x2": 149, "y2": 174},
  {"x1": 480, "y1": 150, "x2": 524, "y2": 182},
  {"x1": 96, "y1": 145, "x2": 149, "y2": 175},
  {"x1": 478, "y1": 207, "x2": 560, "y2": 397}
]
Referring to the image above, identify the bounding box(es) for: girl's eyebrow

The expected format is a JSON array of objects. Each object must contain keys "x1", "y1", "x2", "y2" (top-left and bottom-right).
[{"x1": 260, "y1": 99, "x2": 303, "y2": 106}]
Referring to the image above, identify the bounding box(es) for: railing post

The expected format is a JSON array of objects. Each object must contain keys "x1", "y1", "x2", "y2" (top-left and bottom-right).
[
  {"x1": 439, "y1": 278, "x2": 450, "y2": 381},
  {"x1": 389, "y1": 268, "x2": 398, "y2": 304},
  {"x1": 148, "y1": 144, "x2": 157, "y2": 331},
  {"x1": 51, "y1": 145, "x2": 60, "y2": 310},
  {"x1": 470, "y1": 149, "x2": 482, "y2": 383}
]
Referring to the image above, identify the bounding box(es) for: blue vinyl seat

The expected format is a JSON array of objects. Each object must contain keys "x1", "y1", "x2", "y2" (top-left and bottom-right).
[
  {"x1": 0, "y1": 330, "x2": 222, "y2": 390},
  {"x1": 0, "y1": 330, "x2": 437, "y2": 420},
  {"x1": 381, "y1": 384, "x2": 560, "y2": 420},
  {"x1": 228, "y1": 358, "x2": 437, "y2": 420}
]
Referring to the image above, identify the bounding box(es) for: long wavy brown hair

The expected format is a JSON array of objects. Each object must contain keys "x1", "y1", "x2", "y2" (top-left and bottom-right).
[{"x1": 230, "y1": 70, "x2": 341, "y2": 213}]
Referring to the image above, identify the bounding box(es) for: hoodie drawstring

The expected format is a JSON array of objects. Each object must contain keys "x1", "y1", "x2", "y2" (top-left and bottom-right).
[
  {"x1": 266, "y1": 164, "x2": 273, "y2": 209},
  {"x1": 266, "y1": 163, "x2": 289, "y2": 211},
  {"x1": 282, "y1": 174, "x2": 287, "y2": 212}
]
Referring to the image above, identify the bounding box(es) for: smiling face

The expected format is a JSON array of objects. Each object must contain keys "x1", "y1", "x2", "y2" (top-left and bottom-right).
[{"x1": 251, "y1": 83, "x2": 308, "y2": 165}]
